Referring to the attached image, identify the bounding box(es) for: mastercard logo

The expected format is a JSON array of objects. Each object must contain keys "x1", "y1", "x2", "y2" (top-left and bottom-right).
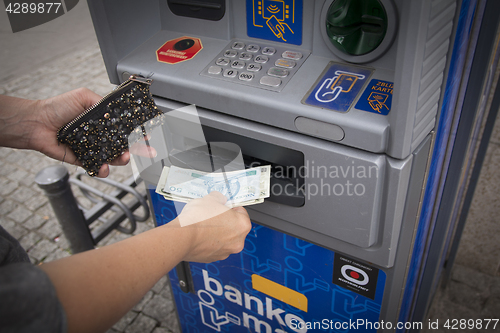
[{"x1": 341, "y1": 265, "x2": 369, "y2": 286}]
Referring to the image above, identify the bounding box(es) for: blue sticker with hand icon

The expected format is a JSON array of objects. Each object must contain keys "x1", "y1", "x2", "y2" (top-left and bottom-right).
[
  {"x1": 303, "y1": 62, "x2": 373, "y2": 113},
  {"x1": 246, "y1": 0, "x2": 303, "y2": 45},
  {"x1": 355, "y1": 79, "x2": 393, "y2": 115}
]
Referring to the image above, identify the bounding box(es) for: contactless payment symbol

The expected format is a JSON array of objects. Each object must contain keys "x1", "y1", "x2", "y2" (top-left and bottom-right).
[
  {"x1": 303, "y1": 62, "x2": 373, "y2": 112},
  {"x1": 355, "y1": 79, "x2": 394, "y2": 115},
  {"x1": 246, "y1": 0, "x2": 303, "y2": 45}
]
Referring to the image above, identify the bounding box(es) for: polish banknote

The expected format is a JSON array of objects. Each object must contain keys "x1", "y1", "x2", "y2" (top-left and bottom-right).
[{"x1": 156, "y1": 165, "x2": 271, "y2": 207}]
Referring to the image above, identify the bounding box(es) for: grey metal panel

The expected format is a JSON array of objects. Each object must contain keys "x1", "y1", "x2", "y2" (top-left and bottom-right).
[
  {"x1": 91, "y1": 0, "x2": 458, "y2": 159},
  {"x1": 388, "y1": 0, "x2": 457, "y2": 158},
  {"x1": 378, "y1": 134, "x2": 433, "y2": 330},
  {"x1": 151, "y1": 97, "x2": 415, "y2": 267},
  {"x1": 87, "y1": 0, "x2": 161, "y2": 84},
  {"x1": 116, "y1": 33, "x2": 391, "y2": 153}
]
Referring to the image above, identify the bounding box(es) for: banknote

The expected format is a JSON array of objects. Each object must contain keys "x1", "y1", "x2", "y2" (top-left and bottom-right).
[{"x1": 156, "y1": 165, "x2": 270, "y2": 207}]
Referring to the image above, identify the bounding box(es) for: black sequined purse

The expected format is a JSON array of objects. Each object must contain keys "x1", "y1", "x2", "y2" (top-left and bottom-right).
[{"x1": 57, "y1": 75, "x2": 163, "y2": 176}]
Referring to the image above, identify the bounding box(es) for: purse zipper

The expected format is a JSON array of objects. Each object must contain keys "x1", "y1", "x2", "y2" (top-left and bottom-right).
[{"x1": 57, "y1": 75, "x2": 152, "y2": 140}]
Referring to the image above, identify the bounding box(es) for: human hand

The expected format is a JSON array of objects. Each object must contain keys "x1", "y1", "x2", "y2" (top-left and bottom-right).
[
  {"x1": 172, "y1": 191, "x2": 252, "y2": 263},
  {"x1": 30, "y1": 88, "x2": 132, "y2": 177},
  {"x1": 6, "y1": 88, "x2": 155, "y2": 177}
]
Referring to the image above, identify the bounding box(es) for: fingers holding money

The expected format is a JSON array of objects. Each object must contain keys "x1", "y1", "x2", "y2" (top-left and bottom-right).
[
  {"x1": 178, "y1": 191, "x2": 230, "y2": 227},
  {"x1": 155, "y1": 165, "x2": 271, "y2": 208},
  {"x1": 155, "y1": 165, "x2": 262, "y2": 261},
  {"x1": 206, "y1": 191, "x2": 228, "y2": 205},
  {"x1": 173, "y1": 191, "x2": 252, "y2": 262}
]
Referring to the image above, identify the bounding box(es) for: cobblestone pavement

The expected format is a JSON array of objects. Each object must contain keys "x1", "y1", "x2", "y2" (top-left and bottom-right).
[{"x1": 1, "y1": 32, "x2": 499, "y2": 333}]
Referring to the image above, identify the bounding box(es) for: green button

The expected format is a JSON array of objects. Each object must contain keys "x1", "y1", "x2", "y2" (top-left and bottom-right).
[{"x1": 326, "y1": 0, "x2": 388, "y2": 56}]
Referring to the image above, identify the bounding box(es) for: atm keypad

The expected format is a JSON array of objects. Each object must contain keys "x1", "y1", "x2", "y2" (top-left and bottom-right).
[{"x1": 200, "y1": 40, "x2": 309, "y2": 92}]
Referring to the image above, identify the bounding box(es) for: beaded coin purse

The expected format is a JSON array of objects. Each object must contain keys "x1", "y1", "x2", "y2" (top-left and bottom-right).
[{"x1": 57, "y1": 75, "x2": 163, "y2": 176}]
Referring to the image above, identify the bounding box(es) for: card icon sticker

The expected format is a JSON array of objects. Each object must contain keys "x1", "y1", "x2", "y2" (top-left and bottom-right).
[
  {"x1": 246, "y1": 0, "x2": 303, "y2": 45},
  {"x1": 303, "y1": 62, "x2": 373, "y2": 112},
  {"x1": 355, "y1": 79, "x2": 394, "y2": 115}
]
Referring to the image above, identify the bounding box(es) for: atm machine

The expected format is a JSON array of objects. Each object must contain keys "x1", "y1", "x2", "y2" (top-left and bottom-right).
[{"x1": 87, "y1": 0, "x2": 495, "y2": 331}]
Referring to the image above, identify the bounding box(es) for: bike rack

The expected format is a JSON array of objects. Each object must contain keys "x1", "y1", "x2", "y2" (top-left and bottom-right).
[{"x1": 36, "y1": 165, "x2": 150, "y2": 253}]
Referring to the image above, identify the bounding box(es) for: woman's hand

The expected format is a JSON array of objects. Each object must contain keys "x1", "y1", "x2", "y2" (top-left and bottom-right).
[
  {"x1": 33, "y1": 88, "x2": 130, "y2": 177},
  {"x1": 172, "y1": 191, "x2": 252, "y2": 263},
  {"x1": 0, "y1": 88, "x2": 157, "y2": 177}
]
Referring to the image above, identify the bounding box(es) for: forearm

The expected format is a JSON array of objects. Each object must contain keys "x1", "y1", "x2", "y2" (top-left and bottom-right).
[
  {"x1": 38, "y1": 191, "x2": 250, "y2": 333},
  {"x1": 0, "y1": 94, "x2": 41, "y2": 150},
  {"x1": 40, "y1": 220, "x2": 191, "y2": 333}
]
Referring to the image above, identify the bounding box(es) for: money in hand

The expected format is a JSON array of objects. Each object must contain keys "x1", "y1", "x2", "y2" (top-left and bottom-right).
[{"x1": 156, "y1": 165, "x2": 271, "y2": 207}]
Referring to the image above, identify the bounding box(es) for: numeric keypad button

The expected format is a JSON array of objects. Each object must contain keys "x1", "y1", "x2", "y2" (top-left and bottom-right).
[
  {"x1": 224, "y1": 50, "x2": 238, "y2": 58},
  {"x1": 232, "y1": 42, "x2": 245, "y2": 50},
  {"x1": 231, "y1": 60, "x2": 245, "y2": 69},
  {"x1": 246, "y1": 44, "x2": 260, "y2": 53},
  {"x1": 216, "y1": 57, "x2": 230, "y2": 66},
  {"x1": 239, "y1": 52, "x2": 253, "y2": 61},
  {"x1": 223, "y1": 69, "x2": 238, "y2": 78},
  {"x1": 262, "y1": 46, "x2": 276, "y2": 55},
  {"x1": 254, "y1": 55, "x2": 269, "y2": 64},
  {"x1": 239, "y1": 72, "x2": 254, "y2": 81},
  {"x1": 247, "y1": 63, "x2": 262, "y2": 72}
]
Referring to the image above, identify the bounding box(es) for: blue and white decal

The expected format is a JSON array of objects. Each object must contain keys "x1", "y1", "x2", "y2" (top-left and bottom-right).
[
  {"x1": 355, "y1": 79, "x2": 393, "y2": 115},
  {"x1": 150, "y1": 192, "x2": 386, "y2": 332},
  {"x1": 246, "y1": 0, "x2": 303, "y2": 45},
  {"x1": 303, "y1": 62, "x2": 373, "y2": 113}
]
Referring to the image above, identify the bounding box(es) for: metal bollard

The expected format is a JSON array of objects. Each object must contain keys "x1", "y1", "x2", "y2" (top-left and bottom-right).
[{"x1": 35, "y1": 165, "x2": 95, "y2": 253}]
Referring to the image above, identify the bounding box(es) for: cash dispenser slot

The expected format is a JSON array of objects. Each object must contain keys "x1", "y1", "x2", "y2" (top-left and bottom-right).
[
  {"x1": 201, "y1": 126, "x2": 305, "y2": 207},
  {"x1": 147, "y1": 99, "x2": 306, "y2": 207},
  {"x1": 244, "y1": 156, "x2": 305, "y2": 207},
  {"x1": 167, "y1": 128, "x2": 306, "y2": 207}
]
